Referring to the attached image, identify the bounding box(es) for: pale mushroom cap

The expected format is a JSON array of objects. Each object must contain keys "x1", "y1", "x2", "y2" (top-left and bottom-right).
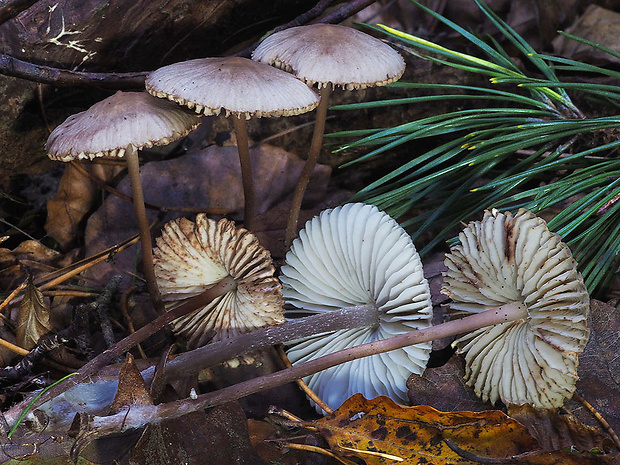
[
  {"x1": 153, "y1": 214, "x2": 284, "y2": 348},
  {"x1": 280, "y1": 203, "x2": 433, "y2": 410},
  {"x1": 252, "y1": 24, "x2": 406, "y2": 90},
  {"x1": 443, "y1": 208, "x2": 590, "y2": 409},
  {"x1": 145, "y1": 56, "x2": 320, "y2": 119},
  {"x1": 46, "y1": 91, "x2": 202, "y2": 162}
]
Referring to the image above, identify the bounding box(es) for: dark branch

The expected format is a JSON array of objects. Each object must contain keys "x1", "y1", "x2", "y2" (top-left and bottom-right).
[{"x1": 0, "y1": 53, "x2": 147, "y2": 89}]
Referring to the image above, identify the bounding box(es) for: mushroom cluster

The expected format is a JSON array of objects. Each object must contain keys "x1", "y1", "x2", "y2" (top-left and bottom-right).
[
  {"x1": 443, "y1": 208, "x2": 590, "y2": 408},
  {"x1": 153, "y1": 214, "x2": 285, "y2": 348},
  {"x1": 46, "y1": 91, "x2": 202, "y2": 313},
  {"x1": 145, "y1": 56, "x2": 320, "y2": 230},
  {"x1": 280, "y1": 203, "x2": 433, "y2": 410}
]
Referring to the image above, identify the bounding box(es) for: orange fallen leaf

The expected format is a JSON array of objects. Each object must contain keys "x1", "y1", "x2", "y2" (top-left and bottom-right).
[{"x1": 309, "y1": 394, "x2": 614, "y2": 464}]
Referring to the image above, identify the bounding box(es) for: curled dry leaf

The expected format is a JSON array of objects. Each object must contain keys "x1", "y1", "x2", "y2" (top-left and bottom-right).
[
  {"x1": 16, "y1": 279, "x2": 52, "y2": 350},
  {"x1": 108, "y1": 353, "x2": 153, "y2": 415}
]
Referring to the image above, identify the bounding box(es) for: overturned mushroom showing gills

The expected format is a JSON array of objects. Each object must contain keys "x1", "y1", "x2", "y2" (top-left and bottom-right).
[
  {"x1": 280, "y1": 203, "x2": 433, "y2": 411},
  {"x1": 153, "y1": 214, "x2": 285, "y2": 348},
  {"x1": 252, "y1": 24, "x2": 406, "y2": 248},
  {"x1": 443, "y1": 208, "x2": 590, "y2": 408},
  {"x1": 46, "y1": 91, "x2": 202, "y2": 314},
  {"x1": 145, "y1": 57, "x2": 320, "y2": 231}
]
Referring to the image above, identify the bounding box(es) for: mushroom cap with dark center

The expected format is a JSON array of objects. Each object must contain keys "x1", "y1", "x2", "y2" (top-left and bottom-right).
[
  {"x1": 153, "y1": 214, "x2": 284, "y2": 348},
  {"x1": 46, "y1": 91, "x2": 202, "y2": 161},
  {"x1": 145, "y1": 56, "x2": 320, "y2": 119},
  {"x1": 443, "y1": 208, "x2": 590, "y2": 408},
  {"x1": 252, "y1": 24, "x2": 406, "y2": 90},
  {"x1": 280, "y1": 203, "x2": 433, "y2": 410}
]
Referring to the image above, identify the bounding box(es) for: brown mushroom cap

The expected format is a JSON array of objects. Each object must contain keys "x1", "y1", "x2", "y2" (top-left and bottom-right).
[
  {"x1": 154, "y1": 214, "x2": 285, "y2": 348},
  {"x1": 145, "y1": 56, "x2": 320, "y2": 120},
  {"x1": 252, "y1": 24, "x2": 406, "y2": 90},
  {"x1": 46, "y1": 91, "x2": 202, "y2": 161}
]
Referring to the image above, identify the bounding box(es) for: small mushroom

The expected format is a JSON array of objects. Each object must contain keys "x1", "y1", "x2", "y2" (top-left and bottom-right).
[
  {"x1": 153, "y1": 213, "x2": 285, "y2": 348},
  {"x1": 252, "y1": 24, "x2": 406, "y2": 248},
  {"x1": 443, "y1": 208, "x2": 590, "y2": 408},
  {"x1": 280, "y1": 203, "x2": 433, "y2": 410},
  {"x1": 145, "y1": 56, "x2": 320, "y2": 230},
  {"x1": 46, "y1": 91, "x2": 202, "y2": 313}
]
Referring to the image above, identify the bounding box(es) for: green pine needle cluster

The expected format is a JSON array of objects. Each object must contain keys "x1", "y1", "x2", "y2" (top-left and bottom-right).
[{"x1": 329, "y1": 0, "x2": 620, "y2": 294}]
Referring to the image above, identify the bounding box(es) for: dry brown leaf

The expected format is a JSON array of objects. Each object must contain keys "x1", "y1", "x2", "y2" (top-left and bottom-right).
[
  {"x1": 16, "y1": 279, "x2": 52, "y2": 350},
  {"x1": 108, "y1": 353, "x2": 153, "y2": 415},
  {"x1": 129, "y1": 402, "x2": 268, "y2": 465},
  {"x1": 552, "y1": 5, "x2": 620, "y2": 65},
  {"x1": 508, "y1": 404, "x2": 615, "y2": 455},
  {"x1": 45, "y1": 162, "x2": 123, "y2": 249}
]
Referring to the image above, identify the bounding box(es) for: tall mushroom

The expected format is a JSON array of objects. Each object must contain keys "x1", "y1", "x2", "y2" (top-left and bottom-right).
[
  {"x1": 46, "y1": 91, "x2": 202, "y2": 314},
  {"x1": 280, "y1": 203, "x2": 433, "y2": 410},
  {"x1": 145, "y1": 56, "x2": 320, "y2": 231},
  {"x1": 252, "y1": 24, "x2": 406, "y2": 248},
  {"x1": 443, "y1": 208, "x2": 590, "y2": 408},
  {"x1": 153, "y1": 214, "x2": 284, "y2": 348}
]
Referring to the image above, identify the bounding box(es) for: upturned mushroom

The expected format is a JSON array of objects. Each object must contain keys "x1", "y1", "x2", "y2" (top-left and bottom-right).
[
  {"x1": 46, "y1": 91, "x2": 202, "y2": 313},
  {"x1": 280, "y1": 202, "x2": 433, "y2": 410},
  {"x1": 443, "y1": 208, "x2": 590, "y2": 408},
  {"x1": 252, "y1": 24, "x2": 406, "y2": 248},
  {"x1": 153, "y1": 213, "x2": 285, "y2": 348},
  {"x1": 145, "y1": 56, "x2": 320, "y2": 231}
]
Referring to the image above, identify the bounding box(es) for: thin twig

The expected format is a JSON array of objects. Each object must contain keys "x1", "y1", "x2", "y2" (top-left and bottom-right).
[
  {"x1": 574, "y1": 393, "x2": 620, "y2": 450},
  {"x1": 119, "y1": 286, "x2": 147, "y2": 359},
  {"x1": 237, "y1": 0, "x2": 376, "y2": 57},
  {"x1": 276, "y1": 345, "x2": 332, "y2": 414}
]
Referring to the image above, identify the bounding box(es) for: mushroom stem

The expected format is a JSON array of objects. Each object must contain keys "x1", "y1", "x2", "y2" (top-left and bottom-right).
[
  {"x1": 125, "y1": 145, "x2": 165, "y2": 315},
  {"x1": 28, "y1": 275, "x2": 238, "y2": 412},
  {"x1": 161, "y1": 302, "x2": 379, "y2": 380},
  {"x1": 232, "y1": 115, "x2": 256, "y2": 231},
  {"x1": 79, "y1": 302, "x2": 529, "y2": 436},
  {"x1": 285, "y1": 86, "x2": 332, "y2": 249}
]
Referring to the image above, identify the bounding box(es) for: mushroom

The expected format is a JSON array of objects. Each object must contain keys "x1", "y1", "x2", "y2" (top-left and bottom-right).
[
  {"x1": 442, "y1": 208, "x2": 590, "y2": 408},
  {"x1": 145, "y1": 56, "x2": 320, "y2": 231},
  {"x1": 46, "y1": 91, "x2": 202, "y2": 313},
  {"x1": 252, "y1": 24, "x2": 406, "y2": 248},
  {"x1": 153, "y1": 213, "x2": 285, "y2": 348},
  {"x1": 279, "y1": 203, "x2": 433, "y2": 410}
]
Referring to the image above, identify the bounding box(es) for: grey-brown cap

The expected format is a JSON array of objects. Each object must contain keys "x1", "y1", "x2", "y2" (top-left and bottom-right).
[
  {"x1": 154, "y1": 214, "x2": 284, "y2": 348},
  {"x1": 145, "y1": 56, "x2": 320, "y2": 120},
  {"x1": 443, "y1": 208, "x2": 590, "y2": 408},
  {"x1": 46, "y1": 91, "x2": 202, "y2": 162},
  {"x1": 252, "y1": 24, "x2": 406, "y2": 90}
]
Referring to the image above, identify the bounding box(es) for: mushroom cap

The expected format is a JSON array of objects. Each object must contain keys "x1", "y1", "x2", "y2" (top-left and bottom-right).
[
  {"x1": 252, "y1": 24, "x2": 406, "y2": 90},
  {"x1": 280, "y1": 203, "x2": 433, "y2": 410},
  {"x1": 46, "y1": 91, "x2": 202, "y2": 162},
  {"x1": 145, "y1": 56, "x2": 320, "y2": 119},
  {"x1": 443, "y1": 208, "x2": 590, "y2": 409},
  {"x1": 153, "y1": 214, "x2": 285, "y2": 348}
]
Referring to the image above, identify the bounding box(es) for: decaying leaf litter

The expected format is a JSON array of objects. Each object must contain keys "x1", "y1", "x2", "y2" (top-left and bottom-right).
[{"x1": 1, "y1": 0, "x2": 620, "y2": 463}]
